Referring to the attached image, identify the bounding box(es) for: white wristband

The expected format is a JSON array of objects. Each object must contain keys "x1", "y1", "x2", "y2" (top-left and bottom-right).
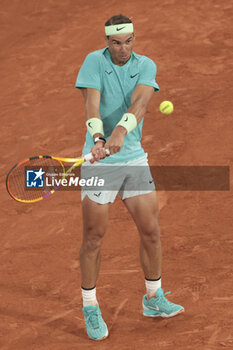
[
  {"x1": 116, "y1": 113, "x2": 137, "y2": 134},
  {"x1": 86, "y1": 118, "x2": 104, "y2": 137}
]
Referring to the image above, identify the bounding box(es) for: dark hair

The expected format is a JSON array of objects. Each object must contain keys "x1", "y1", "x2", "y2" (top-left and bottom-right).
[{"x1": 105, "y1": 14, "x2": 132, "y2": 26}]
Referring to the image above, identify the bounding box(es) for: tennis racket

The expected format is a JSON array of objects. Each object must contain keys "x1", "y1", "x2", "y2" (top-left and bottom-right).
[{"x1": 6, "y1": 152, "x2": 107, "y2": 203}]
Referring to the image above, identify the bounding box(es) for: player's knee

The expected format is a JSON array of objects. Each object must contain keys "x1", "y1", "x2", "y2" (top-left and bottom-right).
[
  {"x1": 82, "y1": 226, "x2": 105, "y2": 252},
  {"x1": 141, "y1": 223, "x2": 160, "y2": 245}
]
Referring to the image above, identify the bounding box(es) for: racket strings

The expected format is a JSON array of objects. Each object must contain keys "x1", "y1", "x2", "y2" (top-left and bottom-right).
[{"x1": 7, "y1": 158, "x2": 64, "y2": 202}]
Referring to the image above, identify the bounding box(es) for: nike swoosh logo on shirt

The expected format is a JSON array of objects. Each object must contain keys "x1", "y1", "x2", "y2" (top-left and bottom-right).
[
  {"x1": 130, "y1": 73, "x2": 139, "y2": 78},
  {"x1": 105, "y1": 70, "x2": 112, "y2": 75}
]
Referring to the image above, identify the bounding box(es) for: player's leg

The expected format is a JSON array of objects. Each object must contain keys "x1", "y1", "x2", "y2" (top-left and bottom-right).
[
  {"x1": 80, "y1": 161, "x2": 119, "y2": 290},
  {"x1": 123, "y1": 191, "x2": 161, "y2": 281},
  {"x1": 80, "y1": 195, "x2": 110, "y2": 341},
  {"x1": 123, "y1": 191, "x2": 184, "y2": 318},
  {"x1": 80, "y1": 195, "x2": 110, "y2": 290}
]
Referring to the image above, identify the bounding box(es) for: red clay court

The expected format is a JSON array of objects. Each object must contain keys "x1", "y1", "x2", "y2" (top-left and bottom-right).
[{"x1": 1, "y1": 1, "x2": 233, "y2": 349}]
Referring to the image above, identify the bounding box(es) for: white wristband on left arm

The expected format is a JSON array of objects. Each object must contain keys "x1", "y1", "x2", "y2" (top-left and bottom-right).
[
  {"x1": 86, "y1": 118, "x2": 104, "y2": 137},
  {"x1": 116, "y1": 113, "x2": 137, "y2": 134}
]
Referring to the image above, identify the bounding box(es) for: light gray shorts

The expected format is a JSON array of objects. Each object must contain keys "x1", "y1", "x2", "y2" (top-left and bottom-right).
[{"x1": 81, "y1": 154, "x2": 155, "y2": 204}]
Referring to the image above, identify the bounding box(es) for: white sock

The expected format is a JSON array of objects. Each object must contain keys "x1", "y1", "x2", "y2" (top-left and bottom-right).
[
  {"x1": 145, "y1": 277, "x2": 161, "y2": 298},
  {"x1": 81, "y1": 287, "x2": 97, "y2": 307}
]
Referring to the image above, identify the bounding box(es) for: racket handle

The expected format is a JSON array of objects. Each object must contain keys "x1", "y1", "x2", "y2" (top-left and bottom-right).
[
  {"x1": 83, "y1": 153, "x2": 93, "y2": 161},
  {"x1": 84, "y1": 148, "x2": 110, "y2": 162}
]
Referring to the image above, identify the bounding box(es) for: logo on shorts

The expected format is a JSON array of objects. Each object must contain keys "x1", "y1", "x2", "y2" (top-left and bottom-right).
[
  {"x1": 94, "y1": 192, "x2": 102, "y2": 197},
  {"x1": 26, "y1": 168, "x2": 45, "y2": 188},
  {"x1": 116, "y1": 26, "x2": 126, "y2": 31}
]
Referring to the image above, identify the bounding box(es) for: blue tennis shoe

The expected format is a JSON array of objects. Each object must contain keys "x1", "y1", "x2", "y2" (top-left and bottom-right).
[
  {"x1": 143, "y1": 288, "x2": 184, "y2": 318},
  {"x1": 83, "y1": 304, "x2": 108, "y2": 341}
]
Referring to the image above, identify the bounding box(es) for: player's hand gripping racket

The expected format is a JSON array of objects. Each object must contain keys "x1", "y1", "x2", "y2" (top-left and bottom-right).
[{"x1": 6, "y1": 151, "x2": 109, "y2": 203}]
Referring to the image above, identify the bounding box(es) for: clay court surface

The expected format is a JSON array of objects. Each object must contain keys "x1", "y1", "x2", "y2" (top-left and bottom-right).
[{"x1": 1, "y1": 0, "x2": 233, "y2": 349}]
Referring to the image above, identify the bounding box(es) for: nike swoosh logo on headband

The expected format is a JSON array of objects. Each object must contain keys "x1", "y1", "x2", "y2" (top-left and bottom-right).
[{"x1": 116, "y1": 26, "x2": 126, "y2": 31}]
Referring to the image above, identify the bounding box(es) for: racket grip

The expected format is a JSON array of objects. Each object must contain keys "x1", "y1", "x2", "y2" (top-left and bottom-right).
[
  {"x1": 84, "y1": 153, "x2": 94, "y2": 161},
  {"x1": 84, "y1": 149, "x2": 110, "y2": 162}
]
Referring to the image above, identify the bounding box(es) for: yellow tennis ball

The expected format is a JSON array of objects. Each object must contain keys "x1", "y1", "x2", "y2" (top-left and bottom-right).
[{"x1": 160, "y1": 101, "x2": 174, "y2": 114}]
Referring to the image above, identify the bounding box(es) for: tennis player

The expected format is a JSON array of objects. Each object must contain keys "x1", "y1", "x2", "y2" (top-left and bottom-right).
[{"x1": 76, "y1": 14, "x2": 184, "y2": 341}]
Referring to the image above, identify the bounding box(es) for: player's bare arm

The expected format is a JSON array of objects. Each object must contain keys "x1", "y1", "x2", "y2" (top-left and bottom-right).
[
  {"x1": 105, "y1": 84, "x2": 154, "y2": 154},
  {"x1": 81, "y1": 88, "x2": 106, "y2": 162}
]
